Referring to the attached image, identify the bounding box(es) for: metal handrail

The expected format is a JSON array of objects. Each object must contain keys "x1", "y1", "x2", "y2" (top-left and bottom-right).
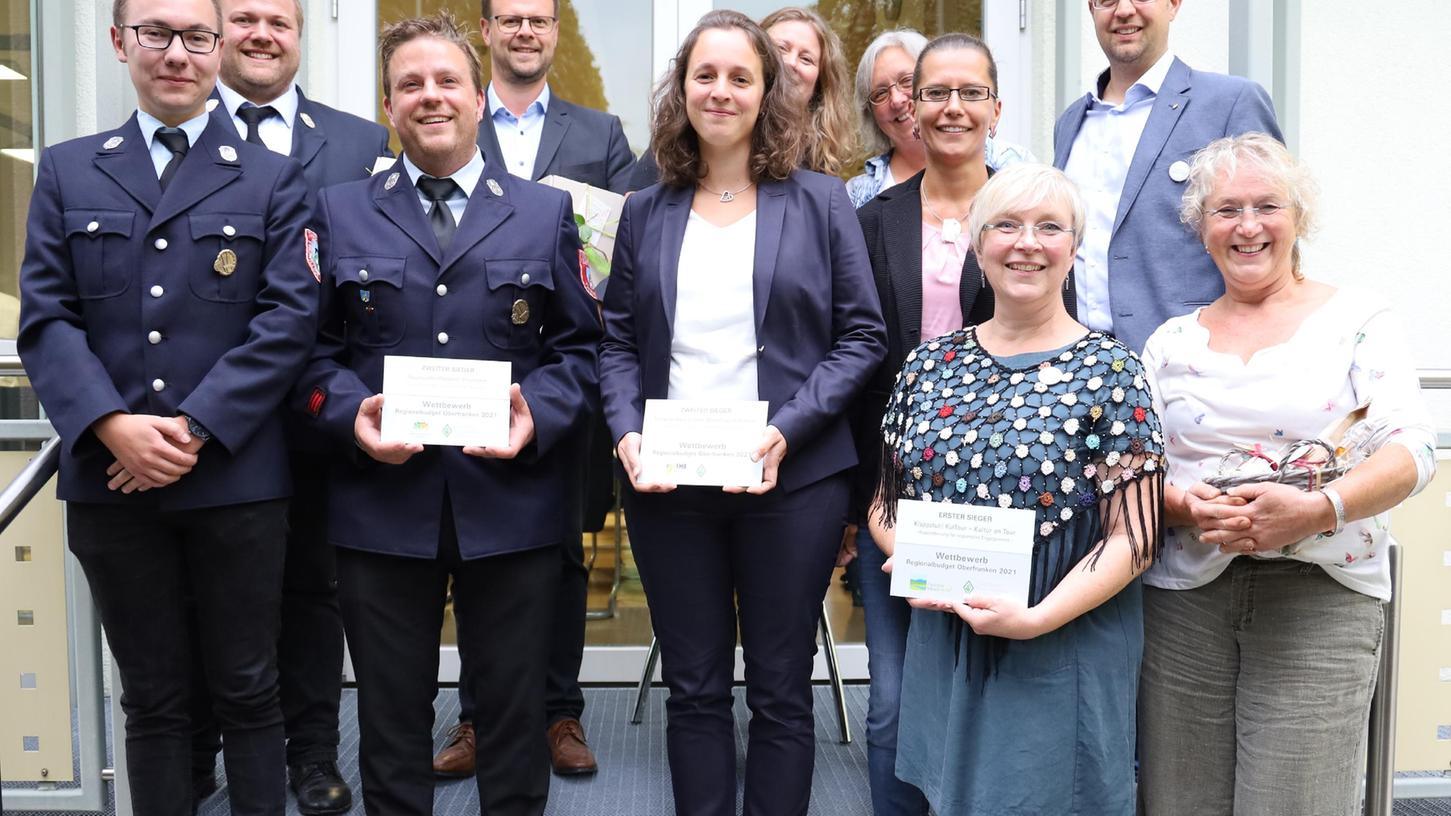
[{"x1": 0, "y1": 435, "x2": 61, "y2": 533}]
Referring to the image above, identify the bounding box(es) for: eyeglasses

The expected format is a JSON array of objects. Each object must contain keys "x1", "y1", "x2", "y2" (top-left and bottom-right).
[
  {"x1": 868, "y1": 75, "x2": 914, "y2": 106},
  {"x1": 1208, "y1": 203, "x2": 1287, "y2": 221},
  {"x1": 491, "y1": 15, "x2": 558, "y2": 35},
  {"x1": 914, "y1": 85, "x2": 996, "y2": 104},
  {"x1": 1088, "y1": 0, "x2": 1159, "y2": 10},
  {"x1": 123, "y1": 24, "x2": 220, "y2": 54},
  {"x1": 982, "y1": 220, "x2": 1076, "y2": 241}
]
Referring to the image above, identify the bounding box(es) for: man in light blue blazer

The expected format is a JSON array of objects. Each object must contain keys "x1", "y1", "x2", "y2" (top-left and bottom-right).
[{"x1": 1053, "y1": 0, "x2": 1282, "y2": 352}]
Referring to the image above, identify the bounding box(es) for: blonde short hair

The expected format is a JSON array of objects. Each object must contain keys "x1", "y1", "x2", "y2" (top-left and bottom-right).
[{"x1": 968, "y1": 163, "x2": 1087, "y2": 254}]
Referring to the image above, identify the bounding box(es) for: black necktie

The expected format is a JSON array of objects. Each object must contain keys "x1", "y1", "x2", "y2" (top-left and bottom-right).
[
  {"x1": 155, "y1": 127, "x2": 189, "y2": 192},
  {"x1": 416, "y1": 176, "x2": 461, "y2": 252},
  {"x1": 236, "y1": 103, "x2": 277, "y2": 147}
]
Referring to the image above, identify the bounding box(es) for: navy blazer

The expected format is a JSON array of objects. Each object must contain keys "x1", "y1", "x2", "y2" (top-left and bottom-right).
[
  {"x1": 18, "y1": 113, "x2": 318, "y2": 509},
  {"x1": 599, "y1": 170, "x2": 887, "y2": 494},
  {"x1": 478, "y1": 95, "x2": 635, "y2": 194},
  {"x1": 209, "y1": 86, "x2": 392, "y2": 198},
  {"x1": 296, "y1": 158, "x2": 601, "y2": 560},
  {"x1": 1053, "y1": 58, "x2": 1282, "y2": 352}
]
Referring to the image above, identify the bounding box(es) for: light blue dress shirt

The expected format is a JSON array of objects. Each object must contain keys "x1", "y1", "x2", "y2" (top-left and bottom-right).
[
  {"x1": 215, "y1": 81, "x2": 299, "y2": 156},
  {"x1": 1062, "y1": 51, "x2": 1176, "y2": 333},
  {"x1": 136, "y1": 108, "x2": 212, "y2": 178},
  {"x1": 401, "y1": 148, "x2": 484, "y2": 225},
  {"x1": 486, "y1": 82, "x2": 550, "y2": 179}
]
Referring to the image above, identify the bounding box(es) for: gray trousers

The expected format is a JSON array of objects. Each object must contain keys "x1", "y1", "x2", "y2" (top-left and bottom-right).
[{"x1": 1137, "y1": 558, "x2": 1383, "y2": 816}]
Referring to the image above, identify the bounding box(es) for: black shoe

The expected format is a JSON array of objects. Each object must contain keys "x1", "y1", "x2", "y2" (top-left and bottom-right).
[{"x1": 289, "y1": 760, "x2": 353, "y2": 815}]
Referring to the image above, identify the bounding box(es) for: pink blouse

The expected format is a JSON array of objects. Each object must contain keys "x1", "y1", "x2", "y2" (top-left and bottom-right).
[{"x1": 920, "y1": 220, "x2": 972, "y2": 340}]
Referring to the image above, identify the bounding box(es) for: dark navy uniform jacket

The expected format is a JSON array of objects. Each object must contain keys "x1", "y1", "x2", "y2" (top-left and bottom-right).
[
  {"x1": 18, "y1": 112, "x2": 319, "y2": 509},
  {"x1": 209, "y1": 86, "x2": 391, "y2": 200},
  {"x1": 296, "y1": 157, "x2": 601, "y2": 560}
]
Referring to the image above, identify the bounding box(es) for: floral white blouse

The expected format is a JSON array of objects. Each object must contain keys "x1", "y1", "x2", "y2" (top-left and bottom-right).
[{"x1": 1141, "y1": 286, "x2": 1436, "y2": 600}]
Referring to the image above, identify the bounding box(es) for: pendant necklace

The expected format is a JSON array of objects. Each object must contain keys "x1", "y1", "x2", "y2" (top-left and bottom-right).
[
  {"x1": 699, "y1": 180, "x2": 754, "y2": 203},
  {"x1": 922, "y1": 184, "x2": 972, "y2": 243}
]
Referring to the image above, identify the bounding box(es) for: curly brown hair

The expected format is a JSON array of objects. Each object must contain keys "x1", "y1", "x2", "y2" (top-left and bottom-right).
[
  {"x1": 759, "y1": 7, "x2": 856, "y2": 176},
  {"x1": 651, "y1": 10, "x2": 803, "y2": 188}
]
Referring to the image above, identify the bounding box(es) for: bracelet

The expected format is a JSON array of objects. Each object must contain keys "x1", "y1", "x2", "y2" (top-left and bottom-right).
[{"x1": 1320, "y1": 485, "x2": 1346, "y2": 536}]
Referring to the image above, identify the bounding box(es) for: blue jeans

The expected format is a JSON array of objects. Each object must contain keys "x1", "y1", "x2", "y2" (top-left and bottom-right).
[{"x1": 857, "y1": 527, "x2": 929, "y2": 816}]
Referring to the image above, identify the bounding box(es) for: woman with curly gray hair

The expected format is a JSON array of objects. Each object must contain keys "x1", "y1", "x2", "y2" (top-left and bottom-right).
[{"x1": 1137, "y1": 132, "x2": 1436, "y2": 815}]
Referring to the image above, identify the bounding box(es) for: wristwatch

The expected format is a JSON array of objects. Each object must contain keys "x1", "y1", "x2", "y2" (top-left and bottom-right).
[{"x1": 184, "y1": 415, "x2": 213, "y2": 442}]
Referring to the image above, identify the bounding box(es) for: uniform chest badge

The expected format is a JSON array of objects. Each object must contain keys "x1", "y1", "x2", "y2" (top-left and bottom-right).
[
  {"x1": 511, "y1": 299, "x2": 529, "y2": 325},
  {"x1": 214, "y1": 248, "x2": 238, "y2": 277},
  {"x1": 384, "y1": 172, "x2": 400, "y2": 191},
  {"x1": 102, "y1": 136, "x2": 124, "y2": 150},
  {"x1": 486, "y1": 178, "x2": 503, "y2": 197},
  {"x1": 300, "y1": 112, "x2": 316, "y2": 129},
  {"x1": 219, "y1": 145, "x2": 238, "y2": 162}
]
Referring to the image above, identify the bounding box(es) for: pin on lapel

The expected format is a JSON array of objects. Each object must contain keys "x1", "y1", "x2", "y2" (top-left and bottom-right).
[
  {"x1": 206, "y1": 98, "x2": 219, "y2": 112},
  {"x1": 1170, "y1": 102, "x2": 1180, "y2": 110},
  {"x1": 1168, "y1": 160, "x2": 1190, "y2": 183},
  {"x1": 300, "y1": 112, "x2": 316, "y2": 129},
  {"x1": 385, "y1": 172, "x2": 400, "y2": 191},
  {"x1": 103, "y1": 136, "x2": 124, "y2": 150},
  {"x1": 219, "y1": 145, "x2": 238, "y2": 162},
  {"x1": 486, "y1": 178, "x2": 503, "y2": 197}
]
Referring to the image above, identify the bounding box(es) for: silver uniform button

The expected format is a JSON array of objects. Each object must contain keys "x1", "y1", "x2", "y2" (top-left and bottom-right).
[
  {"x1": 520, "y1": 272, "x2": 531, "y2": 285},
  {"x1": 358, "y1": 269, "x2": 369, "y2": 282},
  {"x1": 151, "y1": 379, "x2": 165, "y2": 392},
  {"x1": 86, "y1": 220, "x2": 100, "y2": 233},
  {"x1": 147, "y1": 331, "x2": 161, "y2": 344},
  {"x1": 436, "y1": 284, "x2": 448, "y2": 296},
  {"x1": 154, "y1": 238, "x2": 168, "y2": 251},
  {"x1": 222, "y1": 225, "x2": 236, "y2": 238},
  {"x1": 437, "y1": 332, "x2": 449, "y2": 344},
  {"x1": 150, "y1": 285, "x2": 164, "y2": 298}
]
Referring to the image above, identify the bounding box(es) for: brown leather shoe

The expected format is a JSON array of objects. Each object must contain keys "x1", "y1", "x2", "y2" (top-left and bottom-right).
[
  {"x1": 432, "y1": 721, "x2": 475, "y2": 778},
  {"x1": 546, "y1": 718, "x2": 598, "y2": 776}
]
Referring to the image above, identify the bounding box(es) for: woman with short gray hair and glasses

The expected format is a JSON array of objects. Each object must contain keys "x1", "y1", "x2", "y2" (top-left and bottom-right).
[{"x1": 1137, "y1": 132, "x2": 1436, "y2": 815}]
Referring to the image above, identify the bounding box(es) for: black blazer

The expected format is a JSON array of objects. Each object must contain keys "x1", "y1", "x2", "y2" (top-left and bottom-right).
[{"x1": 477, "y1": 95, "x2": 635, "y2": 194}]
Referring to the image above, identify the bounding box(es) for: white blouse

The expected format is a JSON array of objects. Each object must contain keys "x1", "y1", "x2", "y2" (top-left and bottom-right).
[
  {"x1": 1141, "y1": 287, "x2": 1436, "y2": 600},
  {"x1": 668, "y1": 210, "x2": 759, "y2": 402}
]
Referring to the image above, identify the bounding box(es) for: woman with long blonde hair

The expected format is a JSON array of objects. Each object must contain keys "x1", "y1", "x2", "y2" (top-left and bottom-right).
[{"x1": 760, "y1": 6, "x2": 857, "y2": 176}]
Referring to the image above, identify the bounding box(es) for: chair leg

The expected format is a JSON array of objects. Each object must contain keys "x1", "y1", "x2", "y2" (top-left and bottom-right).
[
  {"x1": 819, "y1": 602, "x2": 851, "y2": 744},
  {"x1": 631, "y1": 635, "x2": 661, "y2": 725},
  {"x1": 586, "y1": 491, "x2": 625, "y2": 620}
]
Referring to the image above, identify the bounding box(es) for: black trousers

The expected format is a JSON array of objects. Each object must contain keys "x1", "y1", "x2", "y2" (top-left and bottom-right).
[
  {"x1": 456, "y1": 537, "x2": 588, "y2": 726},
  {"x1": 193, "y1": 456, "x2": 343, "y2": 769},
  {"x1": 622, "y1": 475, "x2": 848, "y2": 816},
  {"x1": 68, "y1": 499, "x2": 288, "y2": 816},
  {"x1": 338, "y1": 494, "x2": 557, "y2": 816},
  {"x1": 457, "y1": 419, "x2": 607, "y2": 727}
]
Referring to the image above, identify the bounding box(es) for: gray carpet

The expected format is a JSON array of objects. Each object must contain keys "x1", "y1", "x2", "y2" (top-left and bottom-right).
[
  {"x1": 199, "y1": 684, "x2": 869, "y2": 815},
  {"x1": 8, "y1": 684, "x2": 1450, "y2": 814}
]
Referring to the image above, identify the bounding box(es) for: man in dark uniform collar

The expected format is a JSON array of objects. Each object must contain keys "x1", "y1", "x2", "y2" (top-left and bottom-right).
[
  {"x1": 17, "y1": 0, "x2": 318, "y2": 812},
  {"x1": 296, "y1": 12, "x2": 599, "y2": 814},
  {"x1": 181, "y1": 2, "x2": 390, "y2": 811}
]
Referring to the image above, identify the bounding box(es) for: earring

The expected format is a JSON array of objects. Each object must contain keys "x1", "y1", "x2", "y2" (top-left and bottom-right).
[
  {"x1": 912, "y1": 126, "x2": 921, "y2": 141},
  {"x1": 980, "y1": 269, "x2": 987, "y2": 289},
  {"x1": 1063, "y1": 274, "x2": 1071, "y2": 291},
  {"x1": 989, "y1": 126, "x2": 997, "y2": 138}
]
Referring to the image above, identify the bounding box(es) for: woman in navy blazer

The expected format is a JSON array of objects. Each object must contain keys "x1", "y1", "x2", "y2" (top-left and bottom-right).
[{"x1": 599, "y1": 11, "x2": 885, "y2": 816}]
